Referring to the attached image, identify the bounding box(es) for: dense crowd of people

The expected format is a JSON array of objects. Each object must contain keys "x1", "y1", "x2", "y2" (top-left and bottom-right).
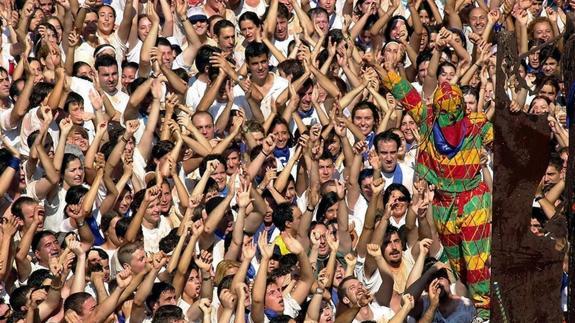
[{"x1": 0, "y1": 0, "x2": 570, "y2": 320}]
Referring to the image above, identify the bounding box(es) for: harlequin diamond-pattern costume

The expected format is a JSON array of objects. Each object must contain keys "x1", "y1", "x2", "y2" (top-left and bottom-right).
[{"x1": 383, "y1": 72, "x2": 493, "y2": 320}]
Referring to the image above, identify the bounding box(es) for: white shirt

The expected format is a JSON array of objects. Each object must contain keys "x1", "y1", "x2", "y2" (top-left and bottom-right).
[{"x1": 142, "y1": 216, "x2": 172, "y2": 253}]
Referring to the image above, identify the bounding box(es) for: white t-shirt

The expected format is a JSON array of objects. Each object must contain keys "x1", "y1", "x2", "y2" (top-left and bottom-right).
[
  {"x1": 382, "y1": 162, "x2": 415, "y2": 194},
  {"x1": 236, "y1": 73, "x2": 288, "y2": 120},
  {"x1": 351, "y1": 302, "x2": 395, "y2": 323},
  {"x1": 186, "y1": 78, "x2": 208, "y2": 109},
  {"x1": 142, "y1": 216, "x2": 172, "y2": 253}
]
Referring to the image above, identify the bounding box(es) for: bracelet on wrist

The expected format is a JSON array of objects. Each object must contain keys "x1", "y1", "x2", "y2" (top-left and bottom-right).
[
  {"x1": 77, "y1": 220, "x2": 86, "y2": 228},
  {"x1": 262, "y1": 150, "x2": 270, "y2": 157}
]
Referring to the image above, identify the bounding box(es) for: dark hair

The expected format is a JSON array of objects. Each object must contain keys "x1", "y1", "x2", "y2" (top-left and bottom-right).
[
  {"x1": 10, "y1": 285, "x2": 34, "y2": 312},
  {"x1": 272, "y1": 203, "x2": 294, "y2": 232},
  {"x1": 199, "y1": 154, "x2": 227, "y2": 177},
  {"x1": 239, "y1": 11, "x2": 261, "y2": 27},
  {"x1": 384, "y1": 16, "x2": 412, "y2": 41},
  {"x1": 146, "y1": 282, "x2": 176, "y2": 311},
  {"x1": 122, "y1": 60, "x2": 139, "y2": 70},
  {"x1": 245, "y1": 41, "x2": 270, "y2": 62},
  {"x1": 96, "y1": 4, "x2": 116, "y2": 17},
  {"x1": 65, "y1": 185, "x2": 89, "y2": 204},
  {"x1": 61, "y1": 153, "x2": 82, "y2": 176},
  {"x1": 316, "y1": 192, "x2": 339, "y2": 223},
  {"x1": 116, "y1": 217, "x2": 131, "y2": 239},
  {"x1": 337, "y1": 276, "x2": 357, "y2": 301},
  {"x1": 374, "y1": 129, "x2": 401, "y2": 151},
  {"x1": 382, "y1": 183, "x2": 411, "y2": 205},
  {"x1": 72, "y1": 61, "x2": 92, "y2": 79},
  {"x1": 130, "y1": 189, "x2": 146, "y2": 214},
  {"x1": 213, "y1": 19, "x2": 235, "y2": 36},
  {"x1": 277, "y1": 59, "x2": 304, "y2": 80},
  {"x1": 152, "y1": 305, "x2": 184, "y2": 323},
  {"x1": 28, "y1": 269, "x2": 52, "y2": 288},
  {"x1": 217, "y1": 275, "x2": 234, "y2": 297},
  {"x1": 100, "y1": 210, "x2": 120, "y2": 234},
  {"x1": 156, "y1": 37, "x2": 172, "y2": 48},
  {"x1": 30, "y1": 82, "x2": 54, "y2": 109},
  {"x1": 436, "y1": 61, "x2": 457, "y2": 78},
  {"x1": 460, "y1": 85, "x2": 479, "y2": 100},
  {"x1": 159, "y1": 228, "x2": 181, "y2": 254},
  {"x1": 352, "y1": 101, "x2": 380, "y2": 127},
  {"x1": 416, "y1": 49, "x2": 433, "y2": 69},
  {"x1": 277, "y1": 3, "x2": 290, "y2": 19},
  {"x1": 154, "y1": 142, "x2": 176, "y2": 163},
  {"x1": 32, "y1": 231, "x2": 56, "y2": 252},
  {"x1": 94, "y1": 54, "x2": 118, "y2": 71},
  {"x1": 308, "y1": 7, "x2": 328, "y2": 20},
  {"x1": 358, "y1": 168, "x2": 374, "y2": 186},
  {"x1": 268, "y1": 117, "x2": 293, "y2": 145},
  {"x1": 64, "y1": 292, "x2": 93, "y2": 315},
  {"x1": 11, "y1": 196, "x2": 37, "y2": 220},
  {"x1": 270, "y1": 315, "x2": 295, "y2": 323}
]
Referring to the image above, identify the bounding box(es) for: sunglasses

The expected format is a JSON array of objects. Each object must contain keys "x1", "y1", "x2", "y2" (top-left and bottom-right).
[{"x1": 189, "y1": 17, "x2": 208, "y2": 24}]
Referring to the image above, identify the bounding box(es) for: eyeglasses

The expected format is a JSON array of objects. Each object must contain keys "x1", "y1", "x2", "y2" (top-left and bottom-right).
[{"x1": 189, "y1": 17, "x2": 208, "y2": 24}]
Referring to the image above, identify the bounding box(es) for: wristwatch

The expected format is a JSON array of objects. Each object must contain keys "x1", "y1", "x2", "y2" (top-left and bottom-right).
[{"x1": 315, "y1": 287, "x2": 324, "y2": 295}]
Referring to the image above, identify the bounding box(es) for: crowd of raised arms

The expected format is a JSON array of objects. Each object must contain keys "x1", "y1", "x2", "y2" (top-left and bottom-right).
[{"x1": 0, "y1": 0, "x2": 569, "y2": 320}]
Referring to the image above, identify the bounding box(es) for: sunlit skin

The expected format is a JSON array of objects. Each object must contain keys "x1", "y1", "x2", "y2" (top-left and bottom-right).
[
  {"x1": 217, "y1": 26, "x2": 236, "y2": 55},
  {"x1": 530, "y1": 97, "x2": 549, "y2": 115},
  {"x1": 240, "y1": 19, "x2": 259, "y2": 43},
  {"x1": 400, "y1": 114, "x2": 417, "y2": 144},
  {"x1": 353, "y1": 108, "x2": 375, "y2": 136},
  {"x1": 97, "y1": 6, "x2": 116, "y2": 36},
  {"x1": 272, "y1": 123, "x2": 290, "y2": 149},
  {"x1": 377, "y1": 140, "x2": 399, "y2": 173},
  {"x1": 539, "y1": 84, "x2": 557, "y2": 102},
  {"x1": 383, "y1": 232, "x2": 402, "y2": 266},
  {"x1": 438, "y1": 65, "x2": 456, "y2": 84},
  {"x1": 63, "y1": 158, "x2": 85, "y2": 189},
  {"x1": 532, "y1": 21, "x2": 553, "y2": 42},
  {"x1": 463, "y1": 93, "x2": 478, "y2": 115},
  {"x1": 468, "y1": 7, "x2": 487, "y2": 34},
  {"x1": 137, "y1": 16, "x2": 151, "y2": 41}
]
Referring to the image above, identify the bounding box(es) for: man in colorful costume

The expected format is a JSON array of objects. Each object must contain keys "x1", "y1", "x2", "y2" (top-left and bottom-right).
[{"x1": 381, "y1": 71, "x2": 493, "y2": 321}]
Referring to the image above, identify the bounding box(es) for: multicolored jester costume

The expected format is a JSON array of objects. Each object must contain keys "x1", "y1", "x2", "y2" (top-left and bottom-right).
[{"x1": 383, "y1": 72, "x2": 493, "y2": 320}]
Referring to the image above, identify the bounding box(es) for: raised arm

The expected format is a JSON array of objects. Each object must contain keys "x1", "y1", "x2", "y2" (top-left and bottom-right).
[{"x1": 125, "y1": 186, "x2": 161, "y2": 243}]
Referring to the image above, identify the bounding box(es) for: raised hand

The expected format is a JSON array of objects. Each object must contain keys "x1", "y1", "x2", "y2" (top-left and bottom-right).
[
  {"x1": 366, "y1": 243, "x2": 383, "y2": 259},
  {"x1": 402, "y1": 293, "x2": 415, "y2": 310},
  {"x1": 68, "y1": 240, "x2": 84, "y2": 256},
  {"x1": 237, "y1": 181, "x2": 252, "y2": 209},
  {"x1": 283, "y1": 233, "x2": 304, "y2": 255},
  {"x1": 191, "y1": 219, "x2": 205, "y2": 237},
  {"x1": 418, "y1": 238, "x2": 433, "y2": 257},
  {"x1": 144, "y1": 185, "x2": 161, "y2": 203},
  {"x1": 194, "y1": 250, "x2": 213, "y2": 272},
  {"x1": 368, "y1": 149, "x2": 381, "y2": 170},
  {"x1": 428, "y1": 278, "x2": 441, "y2": 305},
  {"x1": 220, "y1": 289, "x2": 237, "y2": 309},
  {"x1": 198, "y1": 298, "x2": 212, "y2": 315},
  {"x1": 258, "y1": 230, "x2": 275, "y2": 259},
  {"x1": 1, "y1": 216, "x2": 21, "y2": 237},
  {"x1": 369, "y1": 178, "x2": 385, "y2": 197},
  {"x1": 345, "y1": 253, "x2": 357, "y2": 267},
  {"x1": 116, "y1": 267, "x2": 133, "y2": 288},
  {"x1": 243, "y1": 240, "x2": 257, "y2": 260},
  {"x1": 326, "y1": 232, "x2": 339, "y2": 253},
  {"x1": 125, "y1": 119, "x2": 140, "y2": 135},
  {"x1": 262, "y1": 134, "x2": 276, "y2": 156}
]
